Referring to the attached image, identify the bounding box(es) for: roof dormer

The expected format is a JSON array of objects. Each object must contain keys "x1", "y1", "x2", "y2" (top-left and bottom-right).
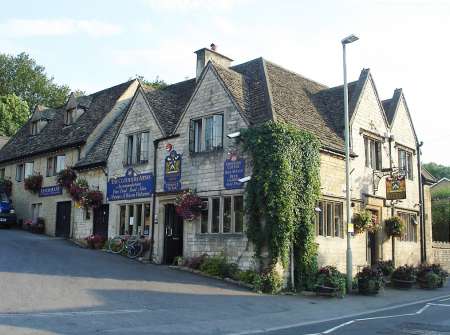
[
  {"x1": 30, "y1": 105, "x2": 51, "y2": 135},
  {"x1": 64, "y1": 92, "x2": 85, "y2": 125}
]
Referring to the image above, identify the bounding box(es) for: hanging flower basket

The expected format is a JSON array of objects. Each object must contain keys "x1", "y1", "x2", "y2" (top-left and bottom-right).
[
  {"x1": 84, "y1": 190, "x2": 103, "y2": 209},
  {"x1": 24, "y1": 175, "x2": 43, "y2": 194},
  {"x1": 385, "y1": 216, "x2": 405, "y2": 237},
  {"x1": 69, "y1": 179, "x2": 89, "y2": 203},
  {"x1": 0, "y1": 179, "x2": 12, "y2": 197},
  {"x1": 175, "y1": 190, "x2": 202, "y2": 221},
  {"x1": 57, "y1": 168, "x2": 77, "y2": 190},
  {"x1": 352, "y1": 210, "x2": 379, "y2": 234}
]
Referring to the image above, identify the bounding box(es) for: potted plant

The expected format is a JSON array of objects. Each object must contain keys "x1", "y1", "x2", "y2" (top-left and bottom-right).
[
  {"x1": 24, "y1": 175, "x2": 43, "y2": 194},
  {"x1": 315, "y1": 266, "x2": 347, "y2": 297},
  {"x1": 85, "y1": 234, "x2": 106, "y2": 249},
  {"x1": 0, "y1": 179, "x2": 12, "y2": 197},
  {"x1": 356, "y1": 266, "x2": 384, "y2": 295},
  {"x1": 57, "y1": 168, "x2": 77, "y2": 190},
  {"x1": 385, "y1": 216, "x2": 405, "y2": 238},
  {"x1": 391, "y1": 265, "x2": 416, "y2": 289},
  {"x1": 30, "y1": 217, "x2": 45, "y2": 234},
  {"x1": 374, "y1": 260, "x2": 395, "y2": 284},
  {"x1": 84, "y1": 190, "x2": 103, "y2": 209},
  {"x1": 175, "y1": 190, "x2": 202, "y2": 221},
  {"x1": 416, "y1": 263, "x2": 448, "y2": 289},
  {"x1": 352, "y1": 210, "x2": 377, "y2": 234}
]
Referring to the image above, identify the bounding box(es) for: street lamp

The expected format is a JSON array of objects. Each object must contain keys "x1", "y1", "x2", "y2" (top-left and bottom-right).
[{"x1": 342, "y1": 33, "x2": 359, "y2": 292}]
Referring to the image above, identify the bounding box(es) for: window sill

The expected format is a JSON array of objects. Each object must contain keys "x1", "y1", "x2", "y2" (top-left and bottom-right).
[
  {"x1": 123, "y1": 161, "x2": 149, "y2": 168},
  {"x1": 196, "y1": 233, "x2": 245, "y2": 239},
  {"x1": 189, "y1": 148, "x2": 224, "y2": 157}
]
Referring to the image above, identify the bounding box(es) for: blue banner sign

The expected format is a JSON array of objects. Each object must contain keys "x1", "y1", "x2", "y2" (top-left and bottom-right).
[
  {"x1": 107, "y1": 168, "x2": 154, "y2": 201},
  {"x1": 224, "y1": 159, "x2": 245, "y2": 189},
  {"x1": 164, "y1": 150, "x2": 182, "y2": 192},
  {"x1": 39, "y1": 185, "x2": 63, "y2": 197}
]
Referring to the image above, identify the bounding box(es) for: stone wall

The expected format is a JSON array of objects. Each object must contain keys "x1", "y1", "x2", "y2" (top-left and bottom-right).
[{"x1": 432, "y1": 242, "x2": 450, "y2": 271}]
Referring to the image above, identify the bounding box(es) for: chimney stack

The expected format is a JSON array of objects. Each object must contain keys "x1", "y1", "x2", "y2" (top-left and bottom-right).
[{"x1": 195, "y1": 43, "x2": 233, "y2": 81}]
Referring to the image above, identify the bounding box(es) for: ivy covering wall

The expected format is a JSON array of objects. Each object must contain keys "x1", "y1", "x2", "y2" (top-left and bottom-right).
[{"x1": 241, "y1": 121, "x2": 321, "y2": 290}]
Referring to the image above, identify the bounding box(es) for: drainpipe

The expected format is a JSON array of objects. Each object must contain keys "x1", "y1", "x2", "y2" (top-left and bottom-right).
[
  {"x1": 388, "y1": 135, "x2": 396, "y2": 266},
  {"x1": 149, "y1": 134, "x2": 180, "y2": 263},
  {"x1": 417, "y1": 141, "x2": 425, "y2": 262}
]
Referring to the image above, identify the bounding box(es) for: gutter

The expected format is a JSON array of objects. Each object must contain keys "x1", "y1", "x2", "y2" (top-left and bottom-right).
[{"x1": 149, "y1": 133, "x2": 180, "y2": 263}]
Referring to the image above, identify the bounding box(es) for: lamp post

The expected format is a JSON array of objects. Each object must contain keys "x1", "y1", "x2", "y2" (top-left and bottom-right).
[{"x1": 342, "y1": 34, "x2": 359, "y2": 292}]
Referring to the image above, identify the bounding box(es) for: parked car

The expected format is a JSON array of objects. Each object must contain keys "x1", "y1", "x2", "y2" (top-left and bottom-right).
[{"x1": 0, "y1": 189, "x2": 16, "y2": 228}]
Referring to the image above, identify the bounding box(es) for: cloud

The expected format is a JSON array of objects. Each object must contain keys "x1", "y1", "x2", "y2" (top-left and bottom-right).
[
  {"x1": 0, "y1": 19, "x2": 122, "y2": 37},
  {"x1": 142, "y1": 0, "x2": 247, "y2": 11}
]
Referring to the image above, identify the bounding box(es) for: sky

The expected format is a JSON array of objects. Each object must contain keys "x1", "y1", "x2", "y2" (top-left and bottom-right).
[{"x1": 1, "y1": 0, "x2": 449, "y2": 165}]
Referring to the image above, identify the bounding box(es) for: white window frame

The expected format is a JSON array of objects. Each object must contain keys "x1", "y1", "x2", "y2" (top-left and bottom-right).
[
  {"x1": 316, "y1": 200, "x2": 344, "y2": 238},
  {"x1": 24, "y1": 162, "x2": 34, "y2": 178},
  {"x1": 16, "y1": 164, "x2": 24, "y2": 182},
  {"x1": 125, "y1": 131, "x2": 150, "y2": 166},
  {"x1": 190, "y1": 114, "x2": 224, "y2": 153},
  {"x1": 31, "y1": 203, "x2": 42, "y2": 221},
  {"x1": 364, "y1": 136, "x2": 382, "y2": 170},
  {"x1": 398, "y1": 149, "x2": 414, "y2": 180}
]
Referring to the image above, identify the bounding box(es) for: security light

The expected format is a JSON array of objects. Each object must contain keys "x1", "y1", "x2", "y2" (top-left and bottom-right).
[
  {"x1": 238, "y1": 176, "x2": 251, "y2": 183},
  {"x1": 314, "y1": 207, "x2": 322, "y2": 213},
  {"x1": 227, "y1": 131, "x2": 241, "y2": 139},
  {"x1": 341, "y1": 34, "x2": 359, "y2": 45}
]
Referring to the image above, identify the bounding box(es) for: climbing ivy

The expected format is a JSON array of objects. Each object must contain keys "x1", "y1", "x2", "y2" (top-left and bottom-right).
[{"x1": 241, "y1": 121, "x2": 321, "y2": 290}]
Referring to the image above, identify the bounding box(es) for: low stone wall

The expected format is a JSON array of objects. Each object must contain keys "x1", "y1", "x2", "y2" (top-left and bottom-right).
[{"x1": 432, "y1": 242, "x2": 450, "y2": 271}]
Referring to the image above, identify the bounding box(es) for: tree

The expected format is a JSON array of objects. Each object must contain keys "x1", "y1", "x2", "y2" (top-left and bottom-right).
[
  {"x1": 0, "y1": 52, "x2": 70, "y2": 109},
  {"x1": 423, "y1": 162, "x2": 450, "y2": 180},
  {"x1": 133, "y1": 75, "x2": 168, "y2": 89},
  {"x1": 0, "y1": 94, "x2": 29, "y2": 136}
]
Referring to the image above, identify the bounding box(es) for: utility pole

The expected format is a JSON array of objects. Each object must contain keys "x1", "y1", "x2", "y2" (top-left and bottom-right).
[{"x1": 388, "y1": 135, "x2": 395, "y2": 266}]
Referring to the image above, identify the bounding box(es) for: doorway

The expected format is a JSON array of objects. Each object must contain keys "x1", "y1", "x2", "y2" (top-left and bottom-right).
[
  {"x1": 367, "y1": 209, "x2": 379, "y2": 266},
  {"x1": 163, "y1": 204, "x2": 183, "y2": 264},
  {"x1": 55, "y1": 201, "x2": 71, "y2": 238},
  {"x1": 93, "y1": 204, "x2": 109, "y2": 237}
]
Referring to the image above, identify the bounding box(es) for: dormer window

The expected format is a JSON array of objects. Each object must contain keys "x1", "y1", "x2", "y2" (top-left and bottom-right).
[
  {"x1": 31, "y1": 121, "x2": 39, "y2": 135},
  {"x1": 65, "y1": 108, "x2": 76, "y2": 125}
]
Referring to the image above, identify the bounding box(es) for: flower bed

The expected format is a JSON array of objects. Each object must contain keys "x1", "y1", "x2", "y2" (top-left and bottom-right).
[
  {"x1": 391, "y1": 265, "x2": 416, "y2": 289},
  {"x1": 314, "y1": 266, "x2": 346, "y2": 298},
  {"x1": 356, "y1": 266, "x2": 384, "y2": 295},
  {"x1": 416, "y1": 263, "x2": 448, "y2": 289}
]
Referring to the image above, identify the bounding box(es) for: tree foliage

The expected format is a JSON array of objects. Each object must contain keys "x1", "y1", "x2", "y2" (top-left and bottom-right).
[
  {"x1": 0, "y1": 94, "x2": 29, "y2": 136},
  {"x1": 0, "y1": 52, "x2": 70, "y2": 109},
  {"x1": 423, "y1": 162, "x2": 450, "y2": 180},
  {"x1": 432, "y1": 199, "x2": 450, "y2": 242},
  {"x1": 134, "y1": 75, "x2": 168, "y2": 89},
  {"x1": 241, "y1": 121, "x2": 321, "y2": 290}
]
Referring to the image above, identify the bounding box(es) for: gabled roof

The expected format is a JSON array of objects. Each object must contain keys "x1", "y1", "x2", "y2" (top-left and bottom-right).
[
  {"x1": 0, "y1": 80, "x2": 136, "y2": 164},
  {"x1": 431, "y1": 177, "x2": 450, "y2": 188},
  {"x1": 421, "y1": 167, "x2": 437, "y2": 185},
  {"x1": 382, "y1": 88, "x2": 402, "y2": 125},
  {"x1": 0, "y1": 136, "x2": 9, "y2": 150},
  {"x1": 143, "y1": 79, "x2": 196, "y2": 136}
]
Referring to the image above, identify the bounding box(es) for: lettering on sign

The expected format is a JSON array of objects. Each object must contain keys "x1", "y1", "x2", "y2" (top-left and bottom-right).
[
  {"x1": 39, "y1": 185, "x2": 63, "y2": 197},
  {"x1": 164, "y1": 149, "x2": 182, "y2": 192},
  {"x1": 224, "y1": 158, "x2": 245, "y2": 189},
  {"x1": 107, "y1": 168, "x2": 154, "y2": 201}
]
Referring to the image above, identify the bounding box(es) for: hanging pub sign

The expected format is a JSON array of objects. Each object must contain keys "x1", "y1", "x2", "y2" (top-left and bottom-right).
[
  {"x1": 164, "y1": 145, "x2": 182, "y2": 192},
  {"x1": 224, "y1": 154, "x2": 245, "y2": 189},
  {"x1": 386, "y1": 175, "x2": 406, "y2": 200},
  {"x1": 107, "y1": 168, "x2": 154, "y2": 201},
  {"x1": 39, "y1": 185, "x2": 63, "y2": 197}
]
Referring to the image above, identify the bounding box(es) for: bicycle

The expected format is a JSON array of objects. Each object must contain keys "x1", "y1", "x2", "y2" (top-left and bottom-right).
[{"x1": 108, "y1": 235, "x2": 144, "y2": 259}]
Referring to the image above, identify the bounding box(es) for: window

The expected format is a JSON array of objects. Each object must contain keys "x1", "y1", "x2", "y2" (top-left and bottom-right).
[
  {"x1": 16, "y1": 164, "x2": 24, "y2": 182},
  {"x1": 398, "y1": 212, "x2": 418, "y2": 242},
  {"x1": 398, "y1": 149, "x2": 413, "y2": 180},
  {"x1": 31, "y1": 121, "x2": 39, "y2": 135},
  {"x1": 47, "y1": 155, "x2": 65, "y2": 177},
  {"x1": 31, "y1": 203, "x2": 42, "y2": 221},
  {"x1": 316, "y1": 200, "x2": 344, "y2": 238},
  {"x1": 24, "y1": 162, "x2": 34, "y2": 178},
  {"x1": 199, "y1": 195, "x2": 244, "y2": 234},
  {"x1": 125, "y1": 131, "x2": 149, "y2": 165},
  {"x1": 119, "y1": 202, "x2": 151, "y2": 236},
  {"x1": 0, "y1": 168, "x2": 5, "y2": 180},
  {"x1": 189, "y1": 114, "x2": 224, "y2": 153},
  {"x1": 364, "y1": 137, "x2": 382, "y2": 170}
]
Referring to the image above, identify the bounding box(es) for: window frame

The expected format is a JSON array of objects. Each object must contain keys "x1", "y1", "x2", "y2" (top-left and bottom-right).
[
  {"x1": 364, "y1": 136, "x2": 382, "y2": 170},
  {"x1": 198, "y1": 194, "x2": 245, "y2": 234},
  {"x1": 398, "y1": 211, "x2": 418, "y2": 242},
  {"x1": 189, "y1": 113, "x2": 224, "y2": 153},
  {"x1": 316, "y1": 200, "x2": 344, "y2": 238},
  {"x1": 16, "y1": 163, "x2": 24, "y2": 182},
  {"x1": 125, "y1": 131, "x2": 150, "y2": 166},
  {"x1": 398, "y1": 148, "x2": 414, "y2": 180},
  {"x1": 0, "y1": 168, "x2": 5, "y2": 180},
  {"x1": 31, "y1": 121, "x2": 39, "y2": 135}
]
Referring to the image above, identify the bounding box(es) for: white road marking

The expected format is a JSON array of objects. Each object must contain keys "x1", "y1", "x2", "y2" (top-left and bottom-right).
[
  {"x1": 227, "y1": 294, "x2": 450, "y2": 335},
  {"x1": 438, "y1": 297, "x2": 450, "y2": 302},
  {"x1": 0, "y1": 308, "x2": 153, "y2": 318}
]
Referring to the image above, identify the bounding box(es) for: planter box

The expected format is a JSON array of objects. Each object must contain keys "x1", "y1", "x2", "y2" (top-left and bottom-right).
[
  {"x1": 315, "y1": 285, "x2": 344, "y2": 298},
  {"x1": 392, "y1": 278, "x2": 415, "y2": 289},
  {"x1": 358, "y1": 278, "x2": 381, "y2": 295}
]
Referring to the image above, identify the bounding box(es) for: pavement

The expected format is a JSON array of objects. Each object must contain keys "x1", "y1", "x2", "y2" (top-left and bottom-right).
[{"x1": 0, "y1": 229, "x2": 449, "y2": 335}]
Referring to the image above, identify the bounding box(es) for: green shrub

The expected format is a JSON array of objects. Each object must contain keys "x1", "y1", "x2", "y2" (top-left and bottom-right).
[
  {"x1": 315, "y1": 266, "x2": 346, "y2": 297},
  {"x1": 260, "y1": 268, "x2": 283, "y2": 294},
  {"x1": 200, "y1": 255, "x2": 228, "y2": 277},
  {"x1": 238, "y1": 270, "x2": 260, "y2": 284}
]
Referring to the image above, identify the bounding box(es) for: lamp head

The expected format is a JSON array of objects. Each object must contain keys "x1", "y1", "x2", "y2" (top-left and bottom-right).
[{"x1": 342, "y1": 34, "x2": 359, "y2": 45}]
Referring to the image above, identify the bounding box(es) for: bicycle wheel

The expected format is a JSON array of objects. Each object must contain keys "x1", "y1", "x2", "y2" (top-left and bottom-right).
[
  {"x1": 109, "y1": 236, "x2": 125, "y2": 254},
  {"x1": 127, "y1": 242, "x2": 144, "y2": 259}
]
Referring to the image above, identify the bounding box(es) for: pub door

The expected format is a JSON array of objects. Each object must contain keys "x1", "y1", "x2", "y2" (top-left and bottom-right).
[
  {"x1": 93, "y1": 204, "x2": 109, "y2": 237},
  {"x1": 367, "y1": 209, "x2": 379, "y2": 266},
  {"x1": 55, "y1": 201, "x2": 71, "y2": 238},
  {"x1": 163, "y1": 204, "x2": 183, "y2": 264}
]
